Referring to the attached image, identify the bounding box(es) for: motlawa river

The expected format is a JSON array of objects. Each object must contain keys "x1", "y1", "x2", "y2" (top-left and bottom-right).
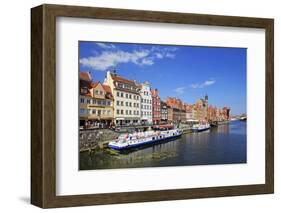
[{"x1": 79, "y1": 120, "x2": 246, "y2": 170}]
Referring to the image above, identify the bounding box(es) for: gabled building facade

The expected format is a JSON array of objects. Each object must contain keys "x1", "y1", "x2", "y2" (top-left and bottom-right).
[
  {"x1": 166, "y1": 97, "x2": 186, "y2": 123},
  {"x1": 151, "y1": 89, "x2": 161, "y2": 125},
  {"x1": 140, "y1": 82, "x2": 152, "y2": 125},
  {"x1": 79, "y1": 81, "x2": 114, "y2": 128},
  {"x1": 104, "y1": 71, "x2": 141, "y2": 126},
  {"x1": 160, "y1": 101, "x2": 168, "y2": 123}
]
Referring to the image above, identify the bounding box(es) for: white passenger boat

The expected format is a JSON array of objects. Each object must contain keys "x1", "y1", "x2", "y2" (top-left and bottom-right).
[
  {"x1": 108, "y1": 129, "x2": 182, "y2": 150},
  {"x1": 192, "y1": 123, "x2": 210, "y2": 132}
]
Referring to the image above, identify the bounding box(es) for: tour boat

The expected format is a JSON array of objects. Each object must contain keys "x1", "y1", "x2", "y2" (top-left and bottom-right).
[
  {"x1": 108, "y1": 129, "x2": 182, "y2": 150},
  {"x1": 192, "y1": 123, "x2": 211, "y2": 132}
]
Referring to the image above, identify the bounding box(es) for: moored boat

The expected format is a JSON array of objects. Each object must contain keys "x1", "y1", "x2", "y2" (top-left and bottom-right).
[
  {"x1": 108, "y1": 129, "x2": 182, "y2": 150},
  {"x1": 192, "y1": 123, "x2": 210, "y2": 132}
]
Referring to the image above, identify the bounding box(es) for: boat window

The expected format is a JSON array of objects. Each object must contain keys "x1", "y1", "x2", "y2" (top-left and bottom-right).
[{"x1": 152, "y1": 137, "x2": 155, "y2": 140}]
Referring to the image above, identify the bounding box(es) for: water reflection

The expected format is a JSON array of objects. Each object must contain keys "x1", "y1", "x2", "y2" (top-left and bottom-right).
[{"x1": 80, "y1": 121, "x2": 247, "y2": 170}]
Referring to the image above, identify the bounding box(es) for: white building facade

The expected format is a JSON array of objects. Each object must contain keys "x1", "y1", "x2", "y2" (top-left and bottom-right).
[
  {"x1": 104, "y1": 71, "x2": 141, "y2": 126},
  {"x1": 140, "y1": 82, "x2": 153, "y2": 125}
]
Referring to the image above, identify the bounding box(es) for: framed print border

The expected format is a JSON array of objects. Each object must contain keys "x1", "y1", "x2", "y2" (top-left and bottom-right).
[{"x1": 31, "y1": 4, "x2": 274, "y2": 208}]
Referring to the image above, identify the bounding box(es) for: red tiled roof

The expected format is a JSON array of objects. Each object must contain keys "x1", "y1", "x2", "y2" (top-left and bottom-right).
[
  {"x1": 102, "y1": 84, "x2": 112, "y2": 95},
  {"x1": 90, "y1": 82, "x2": 99, "y2": 88},
  {"x1": 90, "y1": 82, "x2": 113, "y2": 98},
  {"x1": 111, "y1": 74, "x2": 137, "y2": 86},
  {"x1": 80, "y1": 72, "x2": 92, "y2": 81}
]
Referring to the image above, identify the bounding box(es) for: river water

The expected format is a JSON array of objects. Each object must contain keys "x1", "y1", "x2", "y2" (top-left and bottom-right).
[{"x1": 79, "y1": 120, "x2": 247, "y2": 170}]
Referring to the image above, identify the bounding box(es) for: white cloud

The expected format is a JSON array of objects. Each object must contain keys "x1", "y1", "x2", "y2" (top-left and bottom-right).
[
  {"x1": 204, "y1": 80, "x2": 216, "y2": 86},
  {"x1": 80, "y1": 50, "x2": 152, "y2": 71},
  {"x1": 174, "y1": 86, "x2": 186, "y2": 95},
  {"x1": 140, "y1": 58, "x2": 154, "y2": 65},
  {"x1": 151, "y1": 46, "x2": 177, "y2": 59},
  {"x1": 190, "y1": 80, "x2": 216, "y2": 89},
  {"x1": 80, "y1": 45, "x2": 178, "y2": 71},
  {"x1": 96, "y1": 42, "x2": 116, "y2": 49},
  {"x1": 155, "y1": 53, "x2": 164, "y2": 59},
  {"x1": 165, "y1": 53, "x2": 175, "y2": 59}
]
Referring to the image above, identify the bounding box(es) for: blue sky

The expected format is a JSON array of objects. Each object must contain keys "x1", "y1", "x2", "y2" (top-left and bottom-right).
[{"x1": 79, "y1": 41, "x2": 246, "y2": 115}]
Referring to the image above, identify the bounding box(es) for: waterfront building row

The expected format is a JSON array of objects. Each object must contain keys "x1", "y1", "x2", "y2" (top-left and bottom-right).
[{"x1": 79, "y1": 71, "x2": 231, "y2": 128}]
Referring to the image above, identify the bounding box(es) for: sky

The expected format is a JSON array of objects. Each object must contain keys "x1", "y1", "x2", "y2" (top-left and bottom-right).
[{"x1": 79, "y1": 41, "x2": 247, "y2": 115}]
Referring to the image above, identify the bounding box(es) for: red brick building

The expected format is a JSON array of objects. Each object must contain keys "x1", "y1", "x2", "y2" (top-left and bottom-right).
[
  {"x1": 166, "y1": 97, "x2": 186, "y2": 123},
  {"x1": 151, "y1": 89, "x2": 161, "y2": 125},
  {"x1": 222, "y1": 107, "x2": 231, "y2": 120}
]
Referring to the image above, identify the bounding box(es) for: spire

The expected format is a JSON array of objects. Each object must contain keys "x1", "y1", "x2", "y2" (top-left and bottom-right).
[{"x1": 205, "y1": 93, "x2": 208, "y2": 101}]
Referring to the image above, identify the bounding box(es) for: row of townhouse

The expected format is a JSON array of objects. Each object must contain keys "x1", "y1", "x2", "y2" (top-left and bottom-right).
[
  {"x1": 79, "y1": 71, "x2": 230, "y2": 128},
  {"x1": 166, "y1": 95, "x2": 230, "y2": 124},
  {"x1": 79, "y1": 71, "x2": 161, "y2": 127}
]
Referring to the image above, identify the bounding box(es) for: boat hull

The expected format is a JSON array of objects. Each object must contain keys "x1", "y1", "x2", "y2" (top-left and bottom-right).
[
  {"x1": 108, "y1": 133, "x2": 182, "y2": 151},
  {"x1": 192, "y1": 127, "x2": 210, "y2": 132}
]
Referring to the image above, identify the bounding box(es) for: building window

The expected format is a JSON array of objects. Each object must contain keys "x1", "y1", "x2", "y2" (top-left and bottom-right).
[
  {"x1": 99, "y1": 91, "x2": 103, "y2": 95},
  {"x1": 117, "y1": 110, "x2": 120, "y2": 115},
  {"x1": 93, "y1": 99, "x2": 96, "y2": 104},
  {"x1": 117, "y1": 91, "x2": 120, "y2": 97},
  {"x1": 121, "y1": 101, "x2": 124, "y2": 106},
  {"x1": 80, "y1": 98, "x2": 85, "y2": 103},
  {"x1": 117, "y1": 100, "x2": 119, "y2": 106},
  {"x1": 129, "y1": 94, "x2": 132, "y2": 99},
  {"x1": 97, "y1": 100, "x2": 101, "y2": 105},
  {"x1": 129, "y1": 102, "x2": 132, "y2": 107},
  {"x1": 95, "y1": 90, "x2": 99, "y2": 95},
  {"x1": 126, "y1": 110, "x2": 128, "y2": 115},
  {"x1": 126, "y1": 93, "x2": 128, "y2": 98},
  {"x1": 120, "y1": 110, "x2": 123, "y2": 115},
  {"x1": 107, "y1": 101, "x2": 111, "y2": 106},
  {"x1": 92, "y1": 109, "x2": 96, "y2": 114},
  {"x1": 121, "y1": 92, "x2": 124, "y2": 97},
  {"x1": 80, "y1": 108, "x2": 85, "y2": 114}
]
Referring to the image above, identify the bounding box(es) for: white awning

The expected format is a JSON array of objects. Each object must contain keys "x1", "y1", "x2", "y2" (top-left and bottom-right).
[{"x1": 187, "y1": 119, "x2": 199, "y2": 122}]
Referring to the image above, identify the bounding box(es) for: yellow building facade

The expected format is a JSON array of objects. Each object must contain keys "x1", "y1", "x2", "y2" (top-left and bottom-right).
[{"x1": 79, "y1": 82, "x2": 114, "y2": 128}]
